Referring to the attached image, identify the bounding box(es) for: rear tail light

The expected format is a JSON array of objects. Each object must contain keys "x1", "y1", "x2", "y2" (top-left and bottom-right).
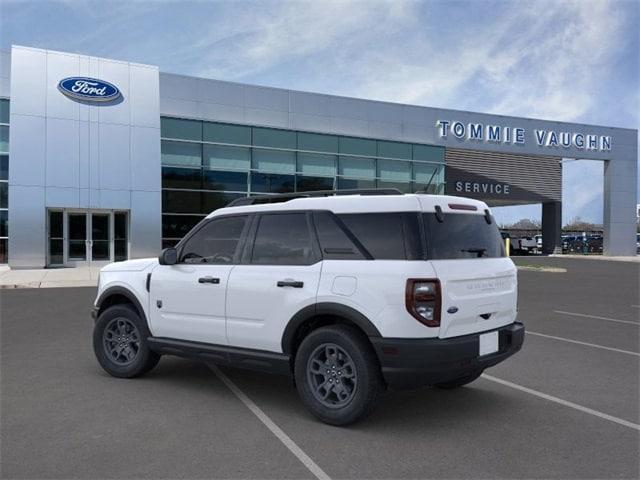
[{"x1": 405, "y1": 279, "x2": 441, "y2": 327}]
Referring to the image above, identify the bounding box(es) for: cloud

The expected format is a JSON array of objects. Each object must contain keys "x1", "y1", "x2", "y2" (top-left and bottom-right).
[
  {"x1": 342, "y1": 0, "x2": 628, "y2": 122},
  {"x1": 192, "y1": 0, "x2": 418, "y2": 81}
]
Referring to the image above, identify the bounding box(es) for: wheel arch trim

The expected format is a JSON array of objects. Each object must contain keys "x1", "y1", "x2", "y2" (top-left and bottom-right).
[
  {"x1": 95, "y1": 286, "x2": 147, "y2": 325},
  {"x1": 281, "y1": 302, "x2": 381, "y2": 354}
]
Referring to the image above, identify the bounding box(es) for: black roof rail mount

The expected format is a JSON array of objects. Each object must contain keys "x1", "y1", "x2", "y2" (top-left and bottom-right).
[{"x1": 226, "y1": 188, "x2": 403, "y2": 207}]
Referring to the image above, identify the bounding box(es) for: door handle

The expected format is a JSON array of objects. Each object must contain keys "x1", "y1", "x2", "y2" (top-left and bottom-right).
[
  {"x1": 198, "y1": 276, "x2": 220, "y2": 284},
  {"x1": 277, "y1": 280, "x2": 304, "y2": 288}
]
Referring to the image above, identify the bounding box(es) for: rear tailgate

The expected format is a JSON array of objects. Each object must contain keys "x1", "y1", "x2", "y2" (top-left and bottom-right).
[{"x1": 430, "y1": 258, "x2": 517, "y2": 338}]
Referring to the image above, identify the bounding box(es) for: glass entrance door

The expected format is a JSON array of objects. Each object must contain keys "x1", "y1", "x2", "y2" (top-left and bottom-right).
[
  {"x1": 47, "y1": 210, "x2": 129, "y2": 267},
  {"x1": 91, "y1": 213, "x2": 110, "y2": 261},
  {"x1": 68, "y1": 213, "x2": 87, "y2": 262}
]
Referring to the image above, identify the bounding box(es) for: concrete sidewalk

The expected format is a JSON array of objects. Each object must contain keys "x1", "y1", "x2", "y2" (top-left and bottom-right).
[
  {"x1": 549, "y1": 254, "x2": 640, "y2": 263},
  {"x1": 0, "y1": 266, "x2": 99, "y2": 289}
]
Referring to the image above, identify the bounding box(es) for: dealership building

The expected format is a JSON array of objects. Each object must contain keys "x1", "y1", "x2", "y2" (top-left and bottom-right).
[{"x1": 0, "y1": 45, "x2": 637, "y2": 268}]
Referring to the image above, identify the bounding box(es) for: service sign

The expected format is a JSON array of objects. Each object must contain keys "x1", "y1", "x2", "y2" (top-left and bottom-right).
[
  {"x1": 58, "y1": 77, "x2": 121, "y2": 102},
  {"x1": 444, "y1": 166, "x2": 554, "y2": 203}
]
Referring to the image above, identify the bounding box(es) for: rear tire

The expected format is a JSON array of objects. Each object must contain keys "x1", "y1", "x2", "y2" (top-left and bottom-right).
[
  {"x1": 93, "y1": 304, "x2": 160, "y2": 378},
  {"x1": 294, "y1": 325, "x2": 383, "y2": 426},
  {"x1": 434, "y1": 370, "x2": 482, "y2": 389}
]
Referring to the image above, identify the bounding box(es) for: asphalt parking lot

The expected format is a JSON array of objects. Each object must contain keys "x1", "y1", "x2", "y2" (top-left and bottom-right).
[{"x1": 1, "y1": 257, "x2": 638, "y2": 479}]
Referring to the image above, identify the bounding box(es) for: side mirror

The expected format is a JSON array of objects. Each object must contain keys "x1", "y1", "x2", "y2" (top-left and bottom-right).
[{"x1": 159, "y1": 247, "x2": 178, "y2": 265}]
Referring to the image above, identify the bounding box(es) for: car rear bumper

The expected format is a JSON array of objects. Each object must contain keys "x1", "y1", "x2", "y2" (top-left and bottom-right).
[{"x1": 371, "y1": 322, "x2": 524, "y2": 390}]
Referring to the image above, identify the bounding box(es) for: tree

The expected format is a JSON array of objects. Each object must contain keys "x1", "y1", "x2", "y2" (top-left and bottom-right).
[
  {"x1": 501, "y1": 218, "x2": 541, "y2": 230},
  {"x1": 563, "y1": 216, "x2": 602, "y2": 232}
]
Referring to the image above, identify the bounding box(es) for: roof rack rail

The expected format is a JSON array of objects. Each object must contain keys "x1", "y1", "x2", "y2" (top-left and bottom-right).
[{"x1": 226, "y1": 188, "x2": 403, "y2": 207}]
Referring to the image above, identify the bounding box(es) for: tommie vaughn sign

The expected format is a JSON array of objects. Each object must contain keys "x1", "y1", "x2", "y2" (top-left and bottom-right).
[
  {"x1": 58, "y1": 77, "x2": 121, "y2": 102},
  {"x1": 436, "y1": 120, "x2": 612, "y2": 152}
]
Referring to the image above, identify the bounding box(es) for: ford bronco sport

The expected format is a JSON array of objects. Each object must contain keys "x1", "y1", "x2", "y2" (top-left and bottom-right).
[{"x1": 92, "y1": 190, "x2": 524, "y2": 425}]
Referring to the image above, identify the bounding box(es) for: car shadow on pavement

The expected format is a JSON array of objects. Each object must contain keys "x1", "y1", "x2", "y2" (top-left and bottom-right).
[{"x1": 188, "y1": 361, "x2": 514, "y2": 430}]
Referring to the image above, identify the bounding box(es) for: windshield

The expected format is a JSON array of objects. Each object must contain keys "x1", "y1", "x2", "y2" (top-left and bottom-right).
[{"x1": 423, "y1": 212, "x2": 505, "y2": 260}]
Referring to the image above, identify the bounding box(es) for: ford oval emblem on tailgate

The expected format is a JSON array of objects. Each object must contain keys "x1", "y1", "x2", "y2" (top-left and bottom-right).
[{"x1": 447, "y1": 307, "x2": 459, "y2": 314}]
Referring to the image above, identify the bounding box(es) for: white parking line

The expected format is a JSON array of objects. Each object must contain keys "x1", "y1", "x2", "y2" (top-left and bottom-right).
[
  {"x1": 527, "y1": 330, "x2": 639, "y2": 357},
  {"x1": 554, "y1": 310, "x2": 639, "y2": 326},
  {"x1": 209, "y1": 364, "x2": 331, "y2": 480},
  {"x1": 482, "y1": 374, "x2": 640, "y2": 432}
]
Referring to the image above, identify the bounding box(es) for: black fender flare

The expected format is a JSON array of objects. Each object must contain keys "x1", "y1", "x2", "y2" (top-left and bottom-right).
[
  {"x1": 281, "y1": 302, "x2": 381, "y2": 354},
  {"x1": 95, "y1": 286, "x2": 147, "y2": 325}
]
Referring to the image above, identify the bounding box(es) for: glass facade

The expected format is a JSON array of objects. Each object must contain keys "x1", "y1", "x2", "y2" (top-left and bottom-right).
[
  {"x1": 160, "y1": 117, "x2": 446, "y2": 247},
  {"x1": 0, "y1": 99, "x2": 8, "y2": 263}
]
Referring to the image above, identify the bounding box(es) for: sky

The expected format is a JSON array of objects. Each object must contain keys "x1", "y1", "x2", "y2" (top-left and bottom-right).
[{"x1": 1, "y1": 0, "x2": 638, "y2": 226}]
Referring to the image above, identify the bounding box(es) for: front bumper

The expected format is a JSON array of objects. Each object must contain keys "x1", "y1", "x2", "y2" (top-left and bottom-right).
[{"x1": 371, "y1": 322, "x2": 525, "y2": 390}]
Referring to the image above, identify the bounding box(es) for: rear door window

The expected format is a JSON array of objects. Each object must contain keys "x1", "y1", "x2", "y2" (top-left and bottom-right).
[
  {"x1": 337, "y1": 213, "x2": 422, "y2": 260},
  {"x1": 423, "y1": 213, "x2": 505, "y2": 259},
  {"x1": 251, "y1": 213, "x2": 316, "y2": 265}
]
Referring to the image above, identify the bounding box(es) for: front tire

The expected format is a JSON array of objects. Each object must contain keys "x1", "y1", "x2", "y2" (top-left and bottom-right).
[
  {"x1": 294, "y1": 325, "x2": 383, "y2": 426},
  {"x1": 93, "y1": 304, "x2": 160, "y2": 378}
]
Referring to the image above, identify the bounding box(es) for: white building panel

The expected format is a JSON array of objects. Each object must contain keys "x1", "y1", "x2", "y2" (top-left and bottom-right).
[
  {"x1": 130, "y1": 65, "x2": 160, "y2": 128},
  {"x1": 46, "y1": 186, "x2": 79, "y2": 208},
  {"x1": 244, "y1": 107, "x2": 289, "y2": 128},
  {"x1": 197, "y1": 102, "x2": 244, "y2": 124},
  {"x1": 45, "y1": 117, "x2": 80, "y2": 188},
  {"x1": 131, "y1": 125, "x2": 161, "y2": 192},
  {"x1": 290, "y1": 91, "x2": 330, "y2": 117},
  {"x1": 8, "y1": 185, "x2": 46, "y2": 267},
  {"x1": 97, "y1": 60, "x2": 130, "y2": 126},
  {"x1": 45, "y1": 51, "x2": 80, "y2": 121},
  {"x1": 244, "y1": 85, "x2": 289, "y2": 112},
  {"x1": 198, "y1": 77, "x2": 244, "y2": 106},
  {"x1": 100, "y1": 189, "x2": 131, "y2": 210},
  {"x1": 10, "y1": 48, "x2": 46, "y2": 116},
  {"x1": 8, "y1": 114, "x2": 45, "y2": 186},
  {"x1": 98, "y1": 122, "x2": 130, "y2": 191}
]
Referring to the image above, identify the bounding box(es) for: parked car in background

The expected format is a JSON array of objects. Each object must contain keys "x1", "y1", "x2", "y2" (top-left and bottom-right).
[
  {"x1": 510, "y1": 236, "x2": 536, "y2": 255},
  {"x1": 533, "y1": 235, "x2": 543, "y2": 254},
  {"x1": 563, "y1": 234, "x2": 603, "y2": 254}
]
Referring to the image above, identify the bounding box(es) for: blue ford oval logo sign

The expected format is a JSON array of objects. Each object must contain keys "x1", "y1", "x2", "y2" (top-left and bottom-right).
[{"x1": 58, "y1": 77, "x2": 121, "y2": 102}]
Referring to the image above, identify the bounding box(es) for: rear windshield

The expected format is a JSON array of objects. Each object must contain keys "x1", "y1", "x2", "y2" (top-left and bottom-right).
[{"x1": 423, "y1": 213, "x2": 505, "y2": 260}]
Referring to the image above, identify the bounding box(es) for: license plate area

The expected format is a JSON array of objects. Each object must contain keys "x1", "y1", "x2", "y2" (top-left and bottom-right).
[{"x1": 479, "y1": 331, "x2": 499, "y2": 356}]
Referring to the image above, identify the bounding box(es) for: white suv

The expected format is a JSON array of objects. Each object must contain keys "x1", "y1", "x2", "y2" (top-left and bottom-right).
[{"x1": 92, "y1": 190, "x2": 524, "y2": 425}]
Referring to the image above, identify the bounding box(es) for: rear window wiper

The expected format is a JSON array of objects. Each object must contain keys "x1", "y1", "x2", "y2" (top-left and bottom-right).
[
  {"x1": 460, "y1": 247, "x2": 487, "y2": 257},
  {"x1": 434, "y1": 205, "x2": 444, "y2": 223}
]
